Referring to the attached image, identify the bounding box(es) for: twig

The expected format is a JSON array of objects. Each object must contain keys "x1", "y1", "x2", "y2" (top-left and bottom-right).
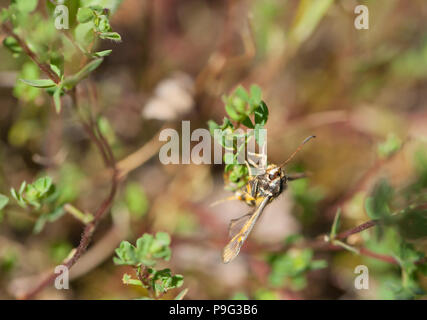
[
  {"x1": 1, "y1": 24, "x2": 61, "y2": 84},
  {"x1": 335, "y1": 220, "x2": 379, "y2": 240},
  {"x1": 136, "y1": 266, "x2": 155, "y2": 299},
  {"x1": 0, "y1": 22, "x2": 122, "y2": 299},
  {"x1": 18, "y1": 86, "x2": 120, "y2": 300}
]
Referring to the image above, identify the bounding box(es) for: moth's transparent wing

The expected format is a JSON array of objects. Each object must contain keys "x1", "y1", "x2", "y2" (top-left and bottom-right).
[
  {"x1": 229, "y1": 213, "x2": 252, "y2": 238},
  {"x1": 222, "y1": 196, "x2": 271, "y2": 264}
]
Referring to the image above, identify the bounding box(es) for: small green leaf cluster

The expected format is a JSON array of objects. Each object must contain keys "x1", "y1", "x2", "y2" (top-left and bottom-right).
[
  {"x1": 359, "y1": 159, "x2": 427, "y2": 299},
  {"x1": 208, "y1": 85, "x2": 269, "y2": 190},
  {"x1": 390, "y1": 243, "x2": 427, "y2": 299},
  {"x1": 77, "y1": 6, "x2": 121, "y2": 42},
  {"x1": 114, "y1": 232, "x2": 172, "y2": 266},
  {"x1": 10, "y1": 177, "x2": 54, "y2": 210},
  {"x1": 367, "y1": 226, "x2": 427, "y2": 299},
  {"x1": 8, "y1": 176, "x2": 68, "y2": 233},
  {"x1": 267, "y1": 248, "x2": 327, "y2": 291},
  {"x1": 365, "y1": 178, "x2": 427, "y2": 240},
  {"x1": 1, "y1": 1, "x2": 121, "y2": 113},
  {"x1": 364, "y1": 179, "x2": 394, "y2": 221},
  {"x1": 0, "y1": 174, "x2": 84, "y2": 233},
  {"x1": 1, "y1": 1, "x2": 39, "y2": 33},
  {"x1": 114, "y1": 232, "x2": 185, "y2": 300},
  {"x1": 222, "y1": 85, "x2": 265, "y2": 125}
]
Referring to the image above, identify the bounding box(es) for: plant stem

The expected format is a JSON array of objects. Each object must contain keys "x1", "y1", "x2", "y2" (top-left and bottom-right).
[
  {"x1": 335, "y1": 220, "x2": 379, "y2": 240},
  {"x1": 19, "y1": 90, "x2": 119, "y2": 300},
  {"x1": 64, "y1": 203, "x2": 94, "y2": 224},
  {"x1": 4, "y1": 25, "x2": 122, "y2": 299},
  {"x1": 1, "y1": 24, "x2": 61, "y2": 84}
]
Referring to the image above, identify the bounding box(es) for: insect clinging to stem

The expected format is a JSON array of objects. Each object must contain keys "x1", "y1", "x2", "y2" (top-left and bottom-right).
[{"x1": 221, "y1": 135, "x2": 316, "y2": 264}]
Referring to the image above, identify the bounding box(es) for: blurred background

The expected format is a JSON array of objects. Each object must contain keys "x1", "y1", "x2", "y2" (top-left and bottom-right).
[{"x1": 0, "y1": 0, "x2": 427, "y2": 299}]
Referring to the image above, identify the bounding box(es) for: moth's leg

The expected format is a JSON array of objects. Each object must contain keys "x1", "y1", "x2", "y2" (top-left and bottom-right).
[
  {"x1": 245, "y1": 160, "x2": 256, "y2": 177},
  {"x1": 250, "y1": 178, "x2": 258, "y2": 199},
  {"x1": 210, "y1": 195, "x2": 241, "y2": 207},
  {"x1": 247, "y1": 142, "x2": 268, "y2": 169},
  {"x1": 241, "y1": 188, "x2": 257, "y2": 206},
  {"x1": 247, "y1": 157, "x2": 259, "y2": 168}
]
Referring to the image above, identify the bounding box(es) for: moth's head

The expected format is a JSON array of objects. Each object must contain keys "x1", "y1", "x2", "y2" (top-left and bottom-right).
[{"x1": 266, "y1": 164, "x2": 285, "y2": 182}]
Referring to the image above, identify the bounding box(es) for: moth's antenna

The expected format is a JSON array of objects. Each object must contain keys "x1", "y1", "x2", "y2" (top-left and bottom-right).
[{"x1": 280, "y1": 135, "x2": 316, "y2": 168}]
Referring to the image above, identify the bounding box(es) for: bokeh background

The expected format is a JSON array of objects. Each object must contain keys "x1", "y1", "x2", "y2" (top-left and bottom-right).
[{"x1": 0, "y1": 0, "x2": 427, "y2": 299}]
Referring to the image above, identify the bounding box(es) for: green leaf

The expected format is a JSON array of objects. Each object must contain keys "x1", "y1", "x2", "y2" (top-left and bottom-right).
[
  {"x1": 113, "y1": 241, "x2": 135, "y2": 265},
  {"x1": 97, "y1": 15, "x2": 112, "y2": 32},
  {"x1": 249, "y1": 84, "x2": 262, "y2": 108},
  {"x1": 234, "y1": 86, "x2": 249, "y2": 103},
  {"x1": 33, "y1": 177, "x2": 53, "y2": 196},
  {"x1": 33, "y1": 215, "x2": 47, "y2": 234},
  {"x1": 13, "y1": 63, "x2": 41, "y2": 102},
  {"x1": 3, "y1": 37, "x2": 23, "y2": 54},
  {"x1": 150, "y1": 268, "x2": 184, "y2": 295},
  {"x1": 208, "y1": 120, "x2": 220, "y2": 136},
  {"x1": 19, "y1": 79, "x2": 56, "y2": 88},
  {"x1": 94, "y1": 49, "x2": 113, "y2": 57},
  {"x1": 254, "y1": 101, "x2": 269, "y2": 126},
  {"x1": 99, "y1": 32, "x2": 122, "y2": 42},
  {"x1": 14, "y1": 0, "x2": 38, "y2": 13},
  {"x1": 232, "y1": 96, "x2": 246, "y2": 114},
  {"x1": 330, "y1": 208, "x2": 341, "y2": 239},
  {"x1": 155, "y1": 232, "x2": 171, "y2": 246},
  {"x1": 53, "y1": 86, "x2": 62, "y2": 114},
  {"x1": 78, "y1": 58, "x2": 104, "y2": 76},
  {"x1": 64, "y1": 58, "x2": 103, "y2": 88},
  {"x1": 50, "y1": 64, "x2": 62, "y2": 78},
  {"x1": 114, "y1": 232, "x2": 172, "y2": 267},
  {"x1": 364, "y1": 179, "x2": 393, "y2": 220},
  {"x1": 122, "y1": 273, "x2": 143, "y2": 286},
  {"x1": 241, "y1": 116, "x2": 255, "y2": 129},
  {"x1": 225, "y1": 101, "x2": 241, "y2": 122},
  {"x1": 19, "y1": 181, "x2": 26, "y2": 194},
  {"x1": 77, "y1": 7, "x2": 95, "y2": 23},
  {"x1": 0, "y1": 194, "x2": 9, "y2": 211},
  {"x1": 10, "y1": 177, "x2": 54, "y2": 211}
]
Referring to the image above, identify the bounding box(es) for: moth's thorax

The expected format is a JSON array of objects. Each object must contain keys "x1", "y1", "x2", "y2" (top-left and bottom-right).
[
  {"x1": 236, "y1": 164, "x2": 288, "y2": 206},
  {"x1": 257, "y1": 165, "x2": 287, "y2": 198}
]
